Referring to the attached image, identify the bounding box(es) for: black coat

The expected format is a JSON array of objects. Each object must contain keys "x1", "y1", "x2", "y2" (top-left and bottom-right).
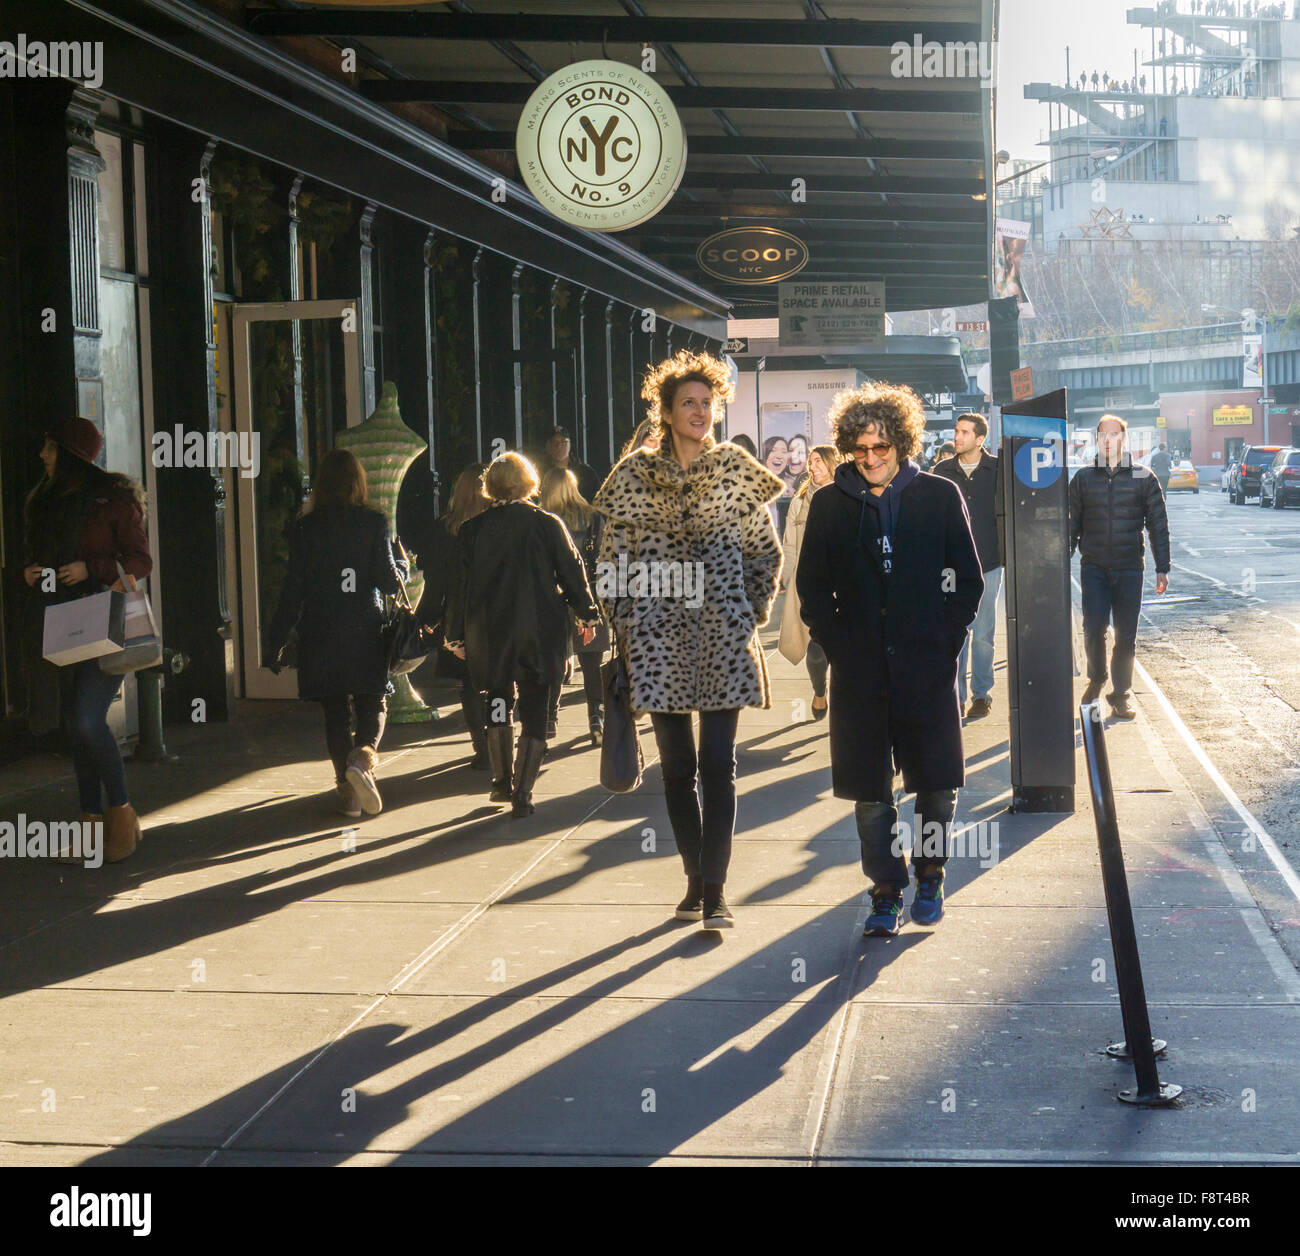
[
  {"x1": 796, "y1": 462, "x2": 984, "y2": 801},
  {"x1": 930, "y1": 449, "x2": 1005, "y2": 572},
  {"x1": 447, "y1": 500, "x2": 598, "y2": 694},
  {"x1": 266, "y1": 504, "x2": 405, "y2": 700},
  {"x1": 1068, "y1": 464, "x2": 1170, "y2": 572}
]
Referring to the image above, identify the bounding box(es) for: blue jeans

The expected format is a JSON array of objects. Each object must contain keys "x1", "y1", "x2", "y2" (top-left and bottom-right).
[
  {"x1": 958, "y1": 565, "x2": 1002, "y2": 705},
  {"x1": 1080, "y1": 562, "x2": 1144, "y2": 698},
  {"x1": 60, "y1": 660, "x2": 129, "y2": 813}
]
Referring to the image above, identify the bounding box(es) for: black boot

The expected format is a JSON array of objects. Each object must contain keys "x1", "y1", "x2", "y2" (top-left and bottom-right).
[
  {"x1": 511, "y1": 735, "x2": 547, "y2": 818},
  {"x1": 468, "y1": 721, "x2": 489, "y2": 770},
  {"x1": 486, "y1": 724, "x2": 514, "y2": 802},
  {"x1": 588, "y1": 701, "x2": 604, "y2": 748},
  {"x1": 702, "y1": 882, "x2": 734, "y2": 930},
  {"x1": 675, "y1": 874, "x2": 704, "y2": 921}
]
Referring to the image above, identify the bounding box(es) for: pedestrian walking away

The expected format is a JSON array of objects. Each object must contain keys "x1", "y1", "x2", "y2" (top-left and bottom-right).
[
  {"x1": 594, "y1": 349, "x2": 784, "y2": 931},
  {"x1": 418, "y1": 462, "x2": 490, "y2": 769},
  {"x1": 931, "y1": 412, "x2": 1005, "y2": 721},
  {"x1": 21, "y1": 416, "x2": 153, "y2": 864},
  {"x1": 444, "y1": 452, "x2": 600, "y2": 819},
  {"x1": 1148, "y1": 442, "x2": 1172, "y2": 497},
  {"x1": 778, "y1": 443, "x2": 840, "y2": 723},
  {"x1": 265, "y1": 448, "x2": 408, "y2": 819},
  {"x1": 1069, "y1": 415, "x2": 1171, "y2": 722},
  {"x1": 796, "y1": 383, "x2": 983, "y2": 937},
  {"x1": 539, "y1": 466, "x2": 610, "y2": 747}
]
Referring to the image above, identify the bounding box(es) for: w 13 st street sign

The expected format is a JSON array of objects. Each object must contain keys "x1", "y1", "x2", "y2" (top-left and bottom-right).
[{"x1": 515, "y1": 60, "x2": 687, "y2": 232}]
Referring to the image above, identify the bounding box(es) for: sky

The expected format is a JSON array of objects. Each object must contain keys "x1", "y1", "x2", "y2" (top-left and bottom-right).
[{"x1": 996, "y1": 0, "x2": 1162, "y2": 163}]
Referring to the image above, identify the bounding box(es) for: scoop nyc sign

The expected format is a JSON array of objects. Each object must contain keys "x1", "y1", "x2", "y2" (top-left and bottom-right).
[{"x1": 516, "y1": 60, "x2": 686, "y2": 231}]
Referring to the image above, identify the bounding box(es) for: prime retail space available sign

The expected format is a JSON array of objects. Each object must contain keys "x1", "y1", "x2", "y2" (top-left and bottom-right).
[
  {"x1": 515, "y1": 59, "x2": 686, "y2": 231},
  {"x1": 778, "y1": 281, "x2": 885, "y2": 347}
]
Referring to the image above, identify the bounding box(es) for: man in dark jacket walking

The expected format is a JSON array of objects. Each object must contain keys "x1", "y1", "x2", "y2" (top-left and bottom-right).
[
  {"x1": 797, "y1": 384, "x2": 983, "y2": 936},
  {"x1": 1148, "y1": 443, "x2": 1172, "y2": 495},
  {"x1": 931, "y1": 413, "x2": 1004, "y2": 720},
  {"x1": 1069, "y1": 415, "x2": 1171, "y2": 721}
]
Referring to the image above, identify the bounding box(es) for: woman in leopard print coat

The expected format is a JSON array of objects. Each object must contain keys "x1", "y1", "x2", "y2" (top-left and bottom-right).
[{"x1": 593, "y1": 351, "x2": 784, "y2": 930}]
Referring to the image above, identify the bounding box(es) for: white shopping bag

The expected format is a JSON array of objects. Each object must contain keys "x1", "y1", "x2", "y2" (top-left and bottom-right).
[
  {"x1": 99, "y1": 565, "x2": 162, "y2": 674},
  {"x1": 42, "y1": 590, "x2": 126, "y2": 666}
]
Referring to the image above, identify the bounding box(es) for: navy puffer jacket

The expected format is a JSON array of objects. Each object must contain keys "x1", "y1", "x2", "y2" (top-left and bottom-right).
[{"x1": 1068, "y1": 464, "x2": 1170, "y2": 572}]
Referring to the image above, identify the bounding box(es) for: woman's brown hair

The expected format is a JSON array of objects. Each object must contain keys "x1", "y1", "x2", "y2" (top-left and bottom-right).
[
  {"x1": 305, "y1": 448, "x2": 368, "y2": 513},
  {"x1": 445, "y1": 461, "x2": 488, "y2": 535},
  {"x1": 640, "y1": 349, "x2": 734, "y2": 457},
  {"x1": 827, "y1": 383, "x2": 927, "y2": 463},
  {"x1": 539, "y1": 467, "x2": 593, "y2": 530},
  {"x1": 796, "y1": 444, "x2": 840, "y2": 498}
]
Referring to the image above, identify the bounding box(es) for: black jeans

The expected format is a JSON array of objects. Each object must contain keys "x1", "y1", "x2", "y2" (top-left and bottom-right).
[
  {"x1": 806, "y1": 640, "x2": 828, "y2": 698},
  {"x1": 1081, "y1": 561, "x2": 1144, "y2": 698},
  {"x1": 650, "y1": 708, "x2": 740, "y2": 884},
  {"x1": 61, "y1": 660, "x2": 129, "y2": 812},
  {"x1": 488, "y1": 678, "x2": 549, "y2": 741},
  {"x1": 855, "y1": 789, "x2": 958, "y2": 892},
  {"x1": 322, "y1": 694, "x2": 387, "y2": 784},
  {"x1": 548, "y1": 652, "x2": 604, "y2": 723}
]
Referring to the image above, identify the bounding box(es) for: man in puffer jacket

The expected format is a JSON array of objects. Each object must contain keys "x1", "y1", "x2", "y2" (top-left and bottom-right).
[{"x1": 1068, "y1": 415, "x2": 1171, "y2": 720}]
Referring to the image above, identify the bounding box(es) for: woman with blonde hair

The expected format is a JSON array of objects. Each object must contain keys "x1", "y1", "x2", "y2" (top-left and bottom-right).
[
  {"x1": 778, "y1": 443, "x2": 839, "y2": 720},
  {"x1": 594, "y1": 350, "x2": 784, "y2": 930},
  {"x1": 445, "y1": 452, "x2": 600, "y2": 817},
  {"x1": 539, "y1": 466, "x2": 609, "y2": 745},
  {"x1": 618, "y1": 417, "x2": 661, "y2": 462},
  {"x1": 419, "y1": 462, "x2": 489, "y2": 767},
  {"x1": 266, "y1": 447, "x2": 407, "y2": 818}
]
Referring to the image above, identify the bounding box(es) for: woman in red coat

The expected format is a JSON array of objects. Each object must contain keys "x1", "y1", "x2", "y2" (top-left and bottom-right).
[{"x1": 21, "y1": 416, "x2": 152, "y2": 863}]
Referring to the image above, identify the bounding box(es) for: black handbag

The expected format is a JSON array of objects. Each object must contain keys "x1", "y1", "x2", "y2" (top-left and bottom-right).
[
  {"x1": 384, "y1": 578, "x2": 438, "y2": 676},
  {"x1": 599, "y1": 637, "x2": 643, "y2": 793}
]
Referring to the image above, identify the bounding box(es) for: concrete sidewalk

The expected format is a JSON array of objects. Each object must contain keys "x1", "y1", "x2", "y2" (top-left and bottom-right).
[{"x1": 1, "y1": 604, "x2": 1297, "y2": 1166}]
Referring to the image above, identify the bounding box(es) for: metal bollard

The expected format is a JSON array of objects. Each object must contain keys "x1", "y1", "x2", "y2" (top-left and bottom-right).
[
  {"x1": 132, "y1": 649, "x2": 188, "y2": 764},
  {"x1": 1079, "y1": 702, "x2": 1181, "y2": 1106}
]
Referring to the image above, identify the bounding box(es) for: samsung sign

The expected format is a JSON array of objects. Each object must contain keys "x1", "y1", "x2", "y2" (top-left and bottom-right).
[{"x1": 696, "y1": 228, "x2": 808, "y2": 285}]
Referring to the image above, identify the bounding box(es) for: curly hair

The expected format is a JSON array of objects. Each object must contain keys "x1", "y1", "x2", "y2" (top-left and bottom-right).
[
  {"x1": 827, "y1": 383, "x2": 926, "y2": 463},
  {"x1": 640, "y1": 349, "x2": 735, "y2": 455}
]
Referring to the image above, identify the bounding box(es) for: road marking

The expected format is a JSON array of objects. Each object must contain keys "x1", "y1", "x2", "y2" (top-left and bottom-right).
[{"x1": 1132, "y1": 654, "x2": 1300, "y2": 908}]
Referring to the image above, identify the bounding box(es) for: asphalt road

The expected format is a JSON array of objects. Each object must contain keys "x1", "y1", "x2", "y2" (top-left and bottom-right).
[{"x1": 1093, "y1": 481, "x2": 1300, "y2": 895}]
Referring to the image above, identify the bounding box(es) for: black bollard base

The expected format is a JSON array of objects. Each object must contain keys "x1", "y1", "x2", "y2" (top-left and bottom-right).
[
  {"x1": 1118, "y1": 1082, "x2": 1182, "y2": 1106},
  {"x1": 132, "y1": 744, "x2": 180, "y2": 764},
  {"x1": 1106, "y1": 1038, "x2": 1168, "y2": 1059}
]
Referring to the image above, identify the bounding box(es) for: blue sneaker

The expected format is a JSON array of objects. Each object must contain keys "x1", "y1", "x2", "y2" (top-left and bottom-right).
[
  {"x1": 864, "y1": 890, "x2": 904, "y2": 937},
  {"x1": 911, "y1": 873, "x2": 945, "y2": 925}
]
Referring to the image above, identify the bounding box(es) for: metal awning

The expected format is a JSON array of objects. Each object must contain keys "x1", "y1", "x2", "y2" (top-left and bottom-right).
[
  {"x1": 734, "y1": 334, "x2": 969, "y2": 395},
  {"x1": 248, "y1": 0, "x2": 999, "y2": 317}
]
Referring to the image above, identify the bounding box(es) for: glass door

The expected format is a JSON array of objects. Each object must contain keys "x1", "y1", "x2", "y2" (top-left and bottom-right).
[{"x1": 229, "y1": 300, "x2": 362, "y2": 698}]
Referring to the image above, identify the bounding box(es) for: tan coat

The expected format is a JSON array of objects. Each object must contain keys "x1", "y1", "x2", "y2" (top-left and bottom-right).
[
  {"x1": 593, "y1": 442, "x2": 784, "y2": 714},
  {"x1": 778, "y1": 489, "x2": 813, "y2": 664}
]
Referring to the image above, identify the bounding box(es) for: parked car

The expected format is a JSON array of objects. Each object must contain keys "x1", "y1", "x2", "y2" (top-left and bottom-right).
[
  {"x1": 1232, "y1": 445, "x2": 1284, "y2": 504},
  {"x1": 1260, "y1": 448, "x2": 1300, "y2": 509},
  {"x1": 1167, "y1": 460, "x2": 1199, "y2": 493},
  {"x1": 1222, "y1": 459, "x2": 1238, "y2": 492}
]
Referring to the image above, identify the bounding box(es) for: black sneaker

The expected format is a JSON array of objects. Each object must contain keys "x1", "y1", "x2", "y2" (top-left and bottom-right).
[
  {"x1": 675, "y1": 876, "x2": 704, "y2": 922},
  {"x1": 701, "y1": 883, "x2": 734, "y2": 930},
  {"x1": 864, "y1": 890, "x2": 904, "y2": 937}
]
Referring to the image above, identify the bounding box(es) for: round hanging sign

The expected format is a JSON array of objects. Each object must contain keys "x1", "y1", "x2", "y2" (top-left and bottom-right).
[{"x1": 515, "y1": 59, "x2": 687, "y2": 232}]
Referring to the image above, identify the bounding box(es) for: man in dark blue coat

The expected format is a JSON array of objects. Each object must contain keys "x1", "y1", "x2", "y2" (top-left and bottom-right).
[{"x1": 797, "y1": 384, "x2": 983, "y2": 936}]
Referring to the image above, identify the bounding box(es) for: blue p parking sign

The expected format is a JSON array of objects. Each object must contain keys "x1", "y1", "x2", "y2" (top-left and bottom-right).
[{"x1": 1013, "y1": 438, "x2": 1063, "y2": 489}]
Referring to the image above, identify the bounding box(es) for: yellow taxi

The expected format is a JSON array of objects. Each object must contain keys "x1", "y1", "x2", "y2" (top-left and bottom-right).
[{"x1": 1167, "y1": 460, "x2": 1199, "y2": 494}]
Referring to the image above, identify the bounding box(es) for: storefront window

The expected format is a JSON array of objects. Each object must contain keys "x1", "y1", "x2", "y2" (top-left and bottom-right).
[{"x1": 95, "y1": 130, "x2": 126, "y2": 273}]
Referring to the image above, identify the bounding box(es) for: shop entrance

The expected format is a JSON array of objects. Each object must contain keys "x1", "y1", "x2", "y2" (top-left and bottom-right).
[{"x1": 227, "y1": 300, "x2": 363, "y2": 698}]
